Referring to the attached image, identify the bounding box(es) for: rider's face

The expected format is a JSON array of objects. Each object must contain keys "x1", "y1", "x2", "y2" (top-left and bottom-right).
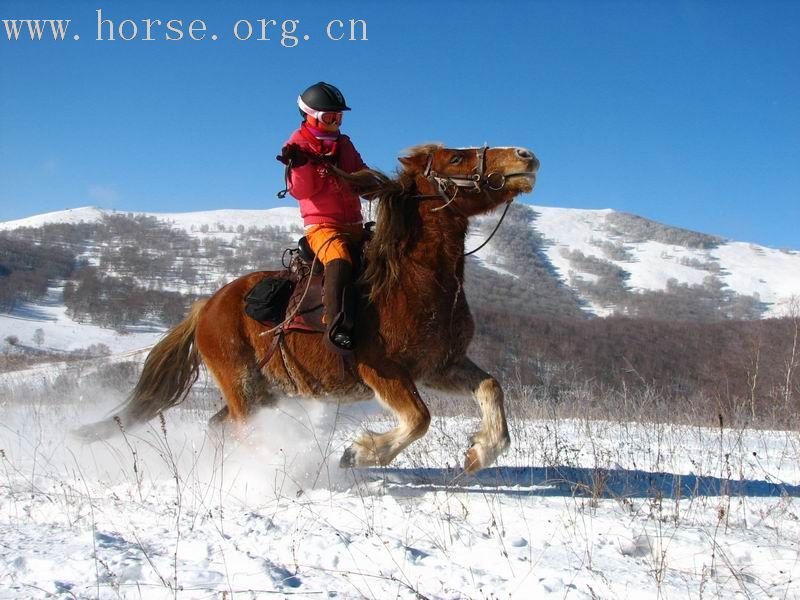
[{"x1": 308, "y1": 115, "x2": 342, "y2": 133}]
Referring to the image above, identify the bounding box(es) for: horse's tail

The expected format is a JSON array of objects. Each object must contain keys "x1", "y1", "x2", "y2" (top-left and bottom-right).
[{"x1": 74, "y1": 300, "x2": 207, "y2": 440}]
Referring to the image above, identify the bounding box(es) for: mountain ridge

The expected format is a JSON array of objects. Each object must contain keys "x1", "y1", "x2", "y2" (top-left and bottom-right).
[{"x1": 2, "y1": 203, "x2": 798, "y2": 322}]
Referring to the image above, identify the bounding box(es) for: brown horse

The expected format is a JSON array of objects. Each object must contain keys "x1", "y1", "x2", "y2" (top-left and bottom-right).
[{"x1": 81, "y1": 144, "x2": 539, "y2": 473}]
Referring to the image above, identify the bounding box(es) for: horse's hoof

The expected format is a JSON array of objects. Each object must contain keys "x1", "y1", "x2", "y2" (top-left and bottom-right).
[
  {"x1": 339, "y1": 445, "x2": 357, "y2": 468},
  {"x1": 464, "y1": 446, "x2": 482, "y2": 474}
]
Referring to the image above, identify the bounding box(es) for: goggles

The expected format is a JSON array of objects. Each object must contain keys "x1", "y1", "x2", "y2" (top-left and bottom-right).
[
  {"x1": 318, "y1": 111, "x2": 343, "y2": 125},
  {"x1": 297, "y1": 96, "x2": 343, "y2": 126}
]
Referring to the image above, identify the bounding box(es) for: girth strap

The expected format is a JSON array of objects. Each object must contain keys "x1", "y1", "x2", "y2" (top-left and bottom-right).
[{"x1": 256, "y1": 329, "x2": 284, "y2": 371}]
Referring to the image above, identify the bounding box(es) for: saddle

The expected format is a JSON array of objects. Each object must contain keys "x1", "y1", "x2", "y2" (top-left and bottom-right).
[{"x1": 244, "y1": 228, "x2": 370, "y2": 336}]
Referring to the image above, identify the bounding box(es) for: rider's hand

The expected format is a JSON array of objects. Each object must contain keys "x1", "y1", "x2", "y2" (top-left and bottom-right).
[{"x1": 277, "y1": 144, "x2": 309, "y2": 167}]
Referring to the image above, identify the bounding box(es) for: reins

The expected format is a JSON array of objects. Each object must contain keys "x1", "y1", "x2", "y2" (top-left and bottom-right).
[
  {"x1": 419, "y1": 145, "x2": 530, "y2": 256},
  {"x1": 464, "y1": 199, "x2": 512, "y2": 257},
  {"x1": 276, "y1": 144, "x2": 529, "y2": 258}
]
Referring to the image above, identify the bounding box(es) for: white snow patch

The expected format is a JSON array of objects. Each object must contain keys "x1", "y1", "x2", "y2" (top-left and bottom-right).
[
  {"x1": 0, "y1": 286, "x2": 164, "y2": 353},
  {"x1": 0, "y1": 206, "x2": 107, "y2": 229},
  {"x1": 714, "y1": 242, "x2": 800, "y2": 310},
  {"x1": 623, "y1": 240, "x2": 712, "y2": 290}
]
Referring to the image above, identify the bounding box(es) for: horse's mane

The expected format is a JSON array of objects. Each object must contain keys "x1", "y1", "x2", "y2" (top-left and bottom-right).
[{"x1": 334, "y1": 147, "x2": 443, "y2": 302}]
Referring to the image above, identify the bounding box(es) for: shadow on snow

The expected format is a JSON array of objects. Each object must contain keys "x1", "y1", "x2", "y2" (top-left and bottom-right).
[{"x1": 354, "y1": 465, "x2": 800, "y2": 499}]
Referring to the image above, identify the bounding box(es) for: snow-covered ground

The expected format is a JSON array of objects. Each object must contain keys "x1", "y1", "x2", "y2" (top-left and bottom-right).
[
  {"x1": 0, "y1": 207, "x2": 296, "y2": 353},
  {"x1": 0, "y1": 285, "x2": 165, "y2": 354},
  {"x1": 0, "y1": 388, "x2": 798, "y2": 599}
]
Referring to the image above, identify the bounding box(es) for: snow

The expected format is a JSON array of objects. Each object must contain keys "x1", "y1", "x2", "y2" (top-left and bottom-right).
[
  {"x1": 532, "y1": 206, "x2": 619, "y2": 315},
  {"x1": 531, "y1": 205, "x2": 800, "y2": 317},
  {"x1": 0, "y1": 207, "x2": 307, "y2": 355},
  {"x1": 622, "y1": 241, "x2": 712, "y2": 290},
  {"x1": 0, "y1": 206, "x2": 108, "y2": 230},
  {"x1": 0, "y1": 205, "x2": 304, "y2": 234},
  {"x1": 0, "y1": 286, "x2": 165, "y2": 354},
  {"x1": 466, "y1": 214, "x2": 520, "y2": 279},
  {"x1": 714, "y1": 242, "x2": 800, "y2": 307},
  {"x1": 0, "y1": 394, "x2": 798, "y2": 599},
  {"x1": 139, "y1": 207, "x2": 302, "y2": 233}
]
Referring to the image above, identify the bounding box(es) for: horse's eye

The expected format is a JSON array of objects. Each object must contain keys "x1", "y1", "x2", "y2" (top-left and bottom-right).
[{"x1": 449, "y1": 155, "x2": 463, "y2": 165}]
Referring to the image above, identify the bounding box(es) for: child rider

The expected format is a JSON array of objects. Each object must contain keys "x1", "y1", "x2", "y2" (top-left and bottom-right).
[{"x1": 278, "y1": 81, "x2": 368, "y2": 353}]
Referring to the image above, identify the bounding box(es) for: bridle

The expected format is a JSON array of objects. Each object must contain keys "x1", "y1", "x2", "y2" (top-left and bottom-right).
[
  {"x1": 421, "y1": 145, "x2": 532, "y2": 212},
  {"x1": 277, "y1": 144, "x2": 535, "y2": 257},
  {"x1": 419, "y1": 145, "x2": 534, "y2": 255}
]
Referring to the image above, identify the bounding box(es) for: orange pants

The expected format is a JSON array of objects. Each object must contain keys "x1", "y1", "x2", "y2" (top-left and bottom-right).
[{"x1": 305, "y1": 223, "x2": 365, "y2": 265}]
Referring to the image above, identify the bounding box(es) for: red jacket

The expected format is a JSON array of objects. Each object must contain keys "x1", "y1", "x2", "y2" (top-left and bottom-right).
[{"x1": 284, "y1": 124, "x2": 367, "y2": 226}]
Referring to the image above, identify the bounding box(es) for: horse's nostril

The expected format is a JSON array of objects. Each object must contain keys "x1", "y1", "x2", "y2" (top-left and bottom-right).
[{"x1": 516, "y1": 148, "x2": 540, "y2": 172}]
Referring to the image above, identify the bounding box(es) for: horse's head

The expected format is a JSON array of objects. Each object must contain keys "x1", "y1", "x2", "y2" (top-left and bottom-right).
[{"x1": 399, "y1": 144, "x2": 539, "y2": 216}]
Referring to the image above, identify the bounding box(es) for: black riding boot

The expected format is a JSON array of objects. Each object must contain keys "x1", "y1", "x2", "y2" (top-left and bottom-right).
[{"x1": 323, "y1": 258, "x2": 355, "y2": 354}]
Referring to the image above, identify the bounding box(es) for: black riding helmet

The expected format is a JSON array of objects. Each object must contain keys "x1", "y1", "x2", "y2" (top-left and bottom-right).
[{"x1": 298, "y1": 82, "x2": 351, "y2": 117}]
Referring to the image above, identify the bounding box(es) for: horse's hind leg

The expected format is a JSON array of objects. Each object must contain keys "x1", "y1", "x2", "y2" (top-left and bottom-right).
[
  {"x1": 424, "y1": 357, "x2": 510, "y2": 473},
  {"x1": 202, "y1": 355, "x2": 276, "y2": 427},
  {"x1": 340, "y1": 360, "x2": 431, "y2": 468}
]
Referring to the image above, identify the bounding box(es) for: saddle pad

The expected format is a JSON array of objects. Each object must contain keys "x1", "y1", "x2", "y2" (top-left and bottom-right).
[{"x1": 285, "y1": 273, "x2": 325, "y2": 333}]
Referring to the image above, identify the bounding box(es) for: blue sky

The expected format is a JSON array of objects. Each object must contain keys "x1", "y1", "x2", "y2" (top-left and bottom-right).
[{"x1": 1, "y1": 0, "x2": 798, "y2": 248}]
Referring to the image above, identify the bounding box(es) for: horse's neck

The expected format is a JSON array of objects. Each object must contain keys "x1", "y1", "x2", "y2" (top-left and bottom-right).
[{"x1": 406, "y1": 201, "x2": 469, "y2": 287}]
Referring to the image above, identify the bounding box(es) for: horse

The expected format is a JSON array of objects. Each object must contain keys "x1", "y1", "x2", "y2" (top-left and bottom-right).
[{"x1": 79, "y1": 143, "x2": 539, "y2": 473}]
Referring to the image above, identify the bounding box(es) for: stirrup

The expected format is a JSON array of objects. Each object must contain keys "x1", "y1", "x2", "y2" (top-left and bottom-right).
[
  {"x1": 325, "y1": 312, "x2": 354, "y2": 354},
  {"x1": 332, "y1": 331, "x2": 354, "y2": 350}
]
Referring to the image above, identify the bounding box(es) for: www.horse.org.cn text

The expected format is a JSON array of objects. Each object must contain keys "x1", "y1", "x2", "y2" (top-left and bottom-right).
[{"x1": 1, "y1": 10, "x2": 369, "y2": 47}]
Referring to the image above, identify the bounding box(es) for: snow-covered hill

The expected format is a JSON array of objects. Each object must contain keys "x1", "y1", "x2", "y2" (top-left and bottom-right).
[
  {"x1": 0, "y1": 205, "x2": 303, "y2": 235},
  {"x1": 523, "y1": 206, "x2": 800, "y2": 317},
  {"x1": 5, "y1": 205, "x2": 799, "y2": 311},
  {"x1": 2, "y1": 204, "x2": 799, "y2": 355}
]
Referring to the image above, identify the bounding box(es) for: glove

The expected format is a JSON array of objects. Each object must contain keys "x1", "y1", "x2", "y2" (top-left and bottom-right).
[{"x1": 276, "y1": 143, "x2": 309, "y2": 167}]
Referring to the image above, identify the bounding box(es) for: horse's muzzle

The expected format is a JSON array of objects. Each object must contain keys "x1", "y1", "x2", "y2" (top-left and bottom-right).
[{"x1": 516, "y1": 148, "x2": 540, "y2": 174}]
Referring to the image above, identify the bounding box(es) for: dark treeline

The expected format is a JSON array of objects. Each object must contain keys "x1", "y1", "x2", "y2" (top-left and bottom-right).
[
  {"x1": 470, "y1": 310, "x2": 799, "y2": 424},
  {"x1": 63, "y1": 267, "x2": 196, "y2": 330},
  {"x1": 604, "y1": 211, "x2": 724, "y2": 249},
  {"x1": 0, "y1": 235, "x2": 76, "y2": 309}
]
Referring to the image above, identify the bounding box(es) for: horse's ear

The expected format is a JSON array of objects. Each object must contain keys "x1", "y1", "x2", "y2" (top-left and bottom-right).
[{"x1": 398, "y1": 153, "x2": 428, "y2": 174}]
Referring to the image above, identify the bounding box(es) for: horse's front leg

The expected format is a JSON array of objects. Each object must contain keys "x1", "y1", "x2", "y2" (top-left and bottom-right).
[
  {"x1": 424, "y1": 357, "x2": 510, "y2": 473},
  {"x1": 340, "y1": 360, "x2": 431, "y2": 468}
]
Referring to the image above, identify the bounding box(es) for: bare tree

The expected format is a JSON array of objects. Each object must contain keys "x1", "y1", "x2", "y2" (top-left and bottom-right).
[{"x1": 783, "y1": 295, "x2": 800, "y2": 409}]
